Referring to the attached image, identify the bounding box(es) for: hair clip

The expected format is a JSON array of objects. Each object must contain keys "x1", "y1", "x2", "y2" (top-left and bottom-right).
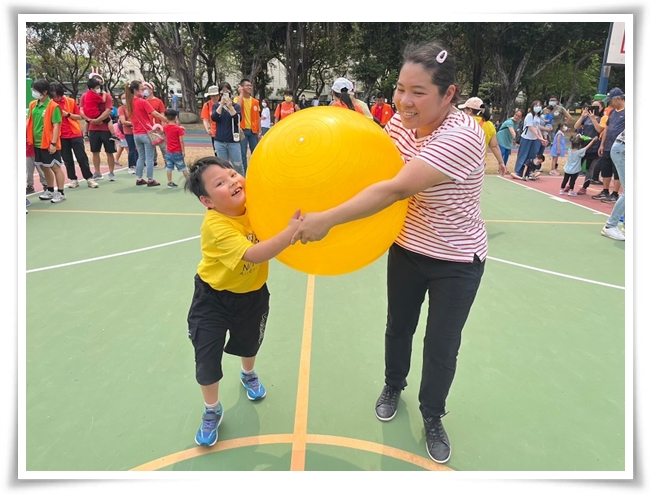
[{"x1": 436, "y1": 50, "x2": 448, "y2": 63}]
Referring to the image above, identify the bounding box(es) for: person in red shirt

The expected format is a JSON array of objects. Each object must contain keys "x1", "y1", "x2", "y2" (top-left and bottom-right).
[
  {"x1": 80, "y1": 73, "x2": 117, "y2": 181},
  {"x1": 274, "y1": 90, "x2": 301, "y2": 124},
  {"x1": 370, "y1": 92, "x2": 395, "y2": 127},
  {"x1": 162, "y1": 108, "x2": 189, "y2": 188},
  {"x1": 50, "y1": 83, "x2": 99, "y2": 189},
  {"x1": 142, "y1": 81, "x2": 168, "y2": 168}
]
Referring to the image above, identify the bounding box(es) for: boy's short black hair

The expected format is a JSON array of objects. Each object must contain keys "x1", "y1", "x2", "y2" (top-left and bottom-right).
[
  {"x1": 164, "y1": 108, "x2": 178, "y2": 120},
  {"x1": 536, "y1": 154, "x2": 545, "y2": 162},
  {"x1": 87, "y1": 78, "x2": 101, "y2": 90},
  {"x1": 185, "y1": 156, "x2": 235, "y2": 199}
]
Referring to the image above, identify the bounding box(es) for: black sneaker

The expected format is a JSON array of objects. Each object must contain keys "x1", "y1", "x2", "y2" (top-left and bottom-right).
[
  {"x1": 26, "y1": 185, "x2": 35, "y2": 194},
  {"x1": 375, "y1": 384, "x2": 402, "y2": 421},
  {"x1": 591, "y1": 191, "x2": 609, "y2": 200},
  {"x1": 423, "y1": 414, "x2": 451, "y2": 464},
  {"x1": 591, "y1": 179, "x2": 603, "y2": 185},
  {"x1": 601, "y1": 193, "x2": 619, "y2": 203}
]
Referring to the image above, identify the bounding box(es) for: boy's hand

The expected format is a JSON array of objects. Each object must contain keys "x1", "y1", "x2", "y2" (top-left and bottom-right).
[{"x1": 287, "y1": 209, "x2": 303, "y2": 232}]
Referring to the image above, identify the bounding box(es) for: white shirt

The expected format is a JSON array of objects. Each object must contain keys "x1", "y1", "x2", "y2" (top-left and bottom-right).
[{"x1": 261, "y1": 107, "x2": 271, "y2": 128}]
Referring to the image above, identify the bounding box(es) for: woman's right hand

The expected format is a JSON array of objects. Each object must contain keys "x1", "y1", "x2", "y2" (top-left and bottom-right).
[{"x1": 291, "y1": 212, "x2": 332, "y2": 245}]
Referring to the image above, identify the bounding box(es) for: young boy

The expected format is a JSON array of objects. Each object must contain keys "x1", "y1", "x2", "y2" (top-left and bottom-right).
[
  {"x1": 83, "y1": 78, "x2": 119, "y2": 142},
  {"x1": 162, "y1": 109, "x2": 189, "y2": 188},
  {"x1": 522, "y1": 154, "x2": 545, "y2": 181},
  {"x1": 184, "y1": 156, "x2": 301, "y2": 447},
  {"x1": 560, "y1": 136, "x2": 598, "y2": 196}
]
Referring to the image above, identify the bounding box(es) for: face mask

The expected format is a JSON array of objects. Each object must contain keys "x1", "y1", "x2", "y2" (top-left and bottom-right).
[
  {"x1": 549, "y1": 101, "x2": 557, "y2": 107},
  {"x1": 94, "y1": 88, "x2": 102, "y2": 94},
  {"x1": 562, "y1": 126, "x2": 568, "y2": 132},
  {"x1": 534, "y1": 106, "x2": 542, "y2": 113},
  {"x1": 143, "y1": 90, "x2": 150, "y2": 97},
  {"x1": 285, "y1": 96, "x2": 292, "y2": 103},
  {"x1": 31, "y1": 90, "x2": 42, "y2": 99},
  {"x1": 261, "y1": 102, "x2": 267, "y2": 108},
  {"x1": 121, "y1": 99, "x2": 127, "y2": 105}
]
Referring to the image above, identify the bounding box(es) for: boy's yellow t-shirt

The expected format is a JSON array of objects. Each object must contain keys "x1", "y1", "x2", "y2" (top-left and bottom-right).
[{"x1": 197, "y1": 208, "x2": 268, "y2": 293}]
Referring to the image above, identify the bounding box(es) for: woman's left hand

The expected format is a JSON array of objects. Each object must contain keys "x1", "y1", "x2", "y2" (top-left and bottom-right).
[{"x1": 497, "y1": 163, "x2": 507, "y2": 177}]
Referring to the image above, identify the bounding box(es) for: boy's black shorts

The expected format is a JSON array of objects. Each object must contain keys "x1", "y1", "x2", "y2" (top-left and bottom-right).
[{"x1": 187, "y1": 274, "x2": 270, "y2": 386}]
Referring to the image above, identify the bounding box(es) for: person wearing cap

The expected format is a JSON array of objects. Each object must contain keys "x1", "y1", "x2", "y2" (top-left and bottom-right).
[
  {"x1": 274, "y1": 90, "x2": 301, "y2": 124},
  {"x1": 459, "y1": 97, "x2": 507, "y2": 176},
  {"x1": 235, "y1": 78, "x2": 261, "y2": 175},
  {"x1": 201, "y1": 86, "x2": 221, "y2": 154},
  {"x1": 142, "y1": 81, "x2": 168, "y2": 169},
  {"x1": 592, "y1": 87, "x2": 625, "y2": 204},
  {"x1": 370, "y1": 92, "x2": 395, "y2": 128},
  {"x1": 330, "y1": 77, "x2": 365, "y2": 115},
  {"x1": 292, "y1": 41, "x2": 486, "y2": 465}
]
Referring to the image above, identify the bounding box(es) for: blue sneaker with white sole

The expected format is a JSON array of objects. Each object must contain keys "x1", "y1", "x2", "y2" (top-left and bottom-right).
[
  {"x1": 195, "y1": 403, "x2": 223, "y2": 447},
  {"x1": 240, "y1": 371, "x2": 266, "y2": 401}
]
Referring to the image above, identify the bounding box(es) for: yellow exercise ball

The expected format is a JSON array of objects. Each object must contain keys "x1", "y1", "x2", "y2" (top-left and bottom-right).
[{"x1": 246, "y1": 106, "x2": 408, "y2": 276}]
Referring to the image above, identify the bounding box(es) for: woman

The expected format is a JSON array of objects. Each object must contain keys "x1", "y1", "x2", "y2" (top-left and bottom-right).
[
  {"x1": 512, "y1": 100, "x2": 547, "y2": 179},
  {"x1": 496, "y1": 110, "x2": 523, "y2": 169},
  {"x1": 124, "y1": 80, "x2": 168, "y2": 187},
  {"x1": 292, "y1": 42, "x2": 486, "y2": 464},
  {"x1": 260, "y1": 98, "x2": 272, "y2": 136},
  {"x1": 117, "y1": 91, "x2": 138, "y2": 174},
  {"x1": 330, "y1": 77, "x2": 365, "y2": 115},
  {"x1": 458, "y1": 97, "x2": 506, "y2": 176},
  {"x1": 211, "y1": 82, "x2": 244, "y2": 175},
  {"x1": 574, "y1": 100, "x2": 604, "y2": 194}
]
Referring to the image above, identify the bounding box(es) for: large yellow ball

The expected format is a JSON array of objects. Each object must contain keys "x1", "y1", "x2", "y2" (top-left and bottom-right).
[{"x1": 246, "y1": 106, "x2": 408, "y2": 276}]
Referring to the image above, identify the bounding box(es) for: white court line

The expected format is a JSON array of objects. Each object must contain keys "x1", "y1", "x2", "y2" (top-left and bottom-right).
[
  {"x1": 493, "y1": 175, "x2": 609, "y2": 217},
  {"x1": 487, "y1": 255, "x2": 624, "y2": 290},
  {"x1": 26, "y1": 236, "x2": 200, "y2": 274}
]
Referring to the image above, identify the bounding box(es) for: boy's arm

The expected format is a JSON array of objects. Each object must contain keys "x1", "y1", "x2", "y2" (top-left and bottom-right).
[
  {"x1": 180, "y1": 134, "x2": 185, "y2": 157},
  {"x1": 242, "y1": 211, "x2": 302, "y2": 264}
]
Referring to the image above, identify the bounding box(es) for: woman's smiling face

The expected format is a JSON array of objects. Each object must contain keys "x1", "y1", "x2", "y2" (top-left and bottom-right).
[{"x1": 394, "y1": 62, "x2": 455, "y2": 137}]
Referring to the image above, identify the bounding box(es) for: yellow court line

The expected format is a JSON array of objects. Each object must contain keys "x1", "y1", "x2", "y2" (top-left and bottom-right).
[
  {"x1": 290, "y1": 274, "x2": 316, "y2": 471},
  {"x1": 27, "y1": 209, "x2": 203, "y2": 217},
  {"x1": 130, "y1": 434, "x2": 294, "y2": 471},
  {"x1": 306, "y1": 434, "x2": 453, "y2": 471}
]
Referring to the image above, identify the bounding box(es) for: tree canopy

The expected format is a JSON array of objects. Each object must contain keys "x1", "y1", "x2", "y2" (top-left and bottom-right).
[{"x1": 26, "y1": 21, "x2": 623, "y2": 119}]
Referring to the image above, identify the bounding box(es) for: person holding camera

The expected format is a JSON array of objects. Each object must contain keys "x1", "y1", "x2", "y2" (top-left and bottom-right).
[
  {"x1": 574, "y1": 99, "x2": 604, "y2": 194},
  {"x1": 211, "y1": 82, "x2": 244, "y2": 176}
]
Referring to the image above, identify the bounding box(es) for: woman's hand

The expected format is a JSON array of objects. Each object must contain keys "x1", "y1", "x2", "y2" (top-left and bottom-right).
[{"x1": 290, "y1": 212, "x2": 332, "y2": 245}]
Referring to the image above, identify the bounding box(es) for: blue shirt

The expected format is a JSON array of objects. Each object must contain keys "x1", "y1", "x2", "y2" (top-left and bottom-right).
[
  {"x1": 604, "y1": 108, "x2": 625, "y2": 152},
  {"x1": 564, "y1": 148, "x2": 587, "y2": 175}
]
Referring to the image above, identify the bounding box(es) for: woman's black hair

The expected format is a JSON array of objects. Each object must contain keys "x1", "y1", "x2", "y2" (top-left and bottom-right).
[
  {"x1": 185, "y1": 156, "x2": 235, "y2": 199},
  {"x1": 530, "y1": 100, "x2": 543, "y2": 116},
  {"x1": 32, "y1": 79, "x2": 50, "y2": 94},
  {"x1": 402, "y1": 41, "x2": 459, "y2": 104},
  {"x1": 333, "y1": 88, "x2": 355, "y2": 111},
  {"x1": 49, "y1": 83, "x2": 66, "y2": 97},
  {"x1": 219, "y1": 82, "x2": 232, "y2": 93}
]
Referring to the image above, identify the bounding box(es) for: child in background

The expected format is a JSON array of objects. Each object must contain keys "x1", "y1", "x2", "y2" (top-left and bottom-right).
[
  {"x1": 549, "y1": 122, "x2": 568, "y2": 175},
  {"x1": 184, "y1": 156, "x2": 302, "y2": 447},
  {"x1": 84, "y1": 78, "x2": 119, "y2": 142},
  {"x1": 560, "y1": 136, "x2": 598, "y2": 196},
  {"x1": 162, "y1": 109, "x2": 189, "y2": 188},
  {"x1": 114, "y1": 119, "x2": 128, "y2": 166},
  {"x1": 521, "y1": 154, "x2": 545, "y2": 181}
]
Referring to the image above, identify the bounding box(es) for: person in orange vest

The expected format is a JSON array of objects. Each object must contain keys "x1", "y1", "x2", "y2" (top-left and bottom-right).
[
  {"x1": 330, "y1": 77, "x2": 365, "y2": 115},
  {"x1": 235, "y1": 78, "x2": 261, "y2": 175},
  {"x1": 26, "y1": 79, "x2": 67, "y2": 203},
  {"x1": 201, "y1": 86, "x2": 220, "y2": 155},
  {"x1": 49, "y1": 83, "x2": 99, "y2": 189},
  {"x1": 370, "y1": 92, "x2": 395, "y2": 127}
]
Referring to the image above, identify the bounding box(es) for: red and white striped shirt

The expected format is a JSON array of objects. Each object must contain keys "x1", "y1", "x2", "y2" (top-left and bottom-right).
[{"x1": 384, "y1": 110, "x2": 488, "y2": 263}]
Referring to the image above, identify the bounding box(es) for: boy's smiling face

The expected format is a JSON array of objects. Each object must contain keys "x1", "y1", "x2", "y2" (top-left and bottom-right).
[{"x1": 199, "y1": 166, "x2": 246, "y2": 216}]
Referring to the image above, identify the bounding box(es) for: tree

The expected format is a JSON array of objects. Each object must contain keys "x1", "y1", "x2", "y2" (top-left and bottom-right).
[{"x1": 141, "y1": 22, "x2": 204, "y2": 114}]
